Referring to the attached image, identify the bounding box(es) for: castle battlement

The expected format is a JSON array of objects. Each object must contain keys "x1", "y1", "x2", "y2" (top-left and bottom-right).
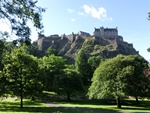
[{"x1": 94, "y1": 26, "x2": 118, "y2": 38}]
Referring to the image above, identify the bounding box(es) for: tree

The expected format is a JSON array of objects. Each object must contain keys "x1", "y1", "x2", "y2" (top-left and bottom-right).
[
  {"x1": 88, "y1": 56, "x2": 103, "y2": 76},
  {"x1": 0, "y1": 0, "x2": 45, "y2": 39},
  {"x1": 2, "y1": 47, "x2": 42, "y2": 108},
  {"x1": 46, "y1": 48, "x2": 58, "y2": 56},
  {"x1": 88, "y1": 55, "x2": 149, "y2": 108},
  {"x1": 75, "y1": 49, "x2": 91, "y2": 85},
  {"x1": 18, "y1": 43, "x2": 39, "y2": 56},
  {"x1": 122, "y1": 55, "x2": 149, "y2": 104},
  {"x1": 0, "y1": 71, "x2": 9, "y2": 97},
  {"x1": 53, "y1": 65, "x2": 84, "y2": 101},
  {"x1": 0, "y1": 33, "x2": 11, "y2": 97},
  {"x1": 39, "y1": 55, "x2": 66, "y2": 91}
]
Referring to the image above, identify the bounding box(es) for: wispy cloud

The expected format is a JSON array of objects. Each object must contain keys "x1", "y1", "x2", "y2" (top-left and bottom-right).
[
  {"x1": 67, "y1": 8, "x2": 75, "y2": 13},
  {"x1": 80, "y1": 4, "x2": 112, "y2": 21}
]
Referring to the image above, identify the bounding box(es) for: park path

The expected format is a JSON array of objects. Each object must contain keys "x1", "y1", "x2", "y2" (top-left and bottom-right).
[{"x1": 46, "y1": 102, "x2": 132, "y2": 113}]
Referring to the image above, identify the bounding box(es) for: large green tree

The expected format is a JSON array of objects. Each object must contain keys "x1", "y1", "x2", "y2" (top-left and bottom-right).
[
  {"x1": 75, "y1": 50, "x2": 91, "y2": 85},
  {"x1": 122, "y1": 55, "x2": 149, "y2": 104},
  {"x1": 2, "y1": 47, "x2": 42, "y2": 108},
  {"x1": 54, "y1": 65, "x2": 83, "y2": 101},
  {"x1": 39, "y1": 55, "x2": 66, "y2": 91},
  {"x1": 0, "y1": 34, "x2": 11, "y2": 96},
  {"x1": 88, "y1": 55, "x2": 149, "y2": 108},
  {"x1": 0, "y1": 71, "x2": 8, "y2": 96},
  {"x1": 0, "y1": 0, "x2": 45, "y2": 39},
  {"x1": 88, "y1": 56, "x2": 103, "y2": 77}
]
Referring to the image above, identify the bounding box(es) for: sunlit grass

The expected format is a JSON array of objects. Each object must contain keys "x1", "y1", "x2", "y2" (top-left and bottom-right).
[
  {"x1": 55, "y1": 99, "x2": 150, "y2": 113},
  {"x1": 0, "y1": 99, "x2": 90, "y2": 113}
]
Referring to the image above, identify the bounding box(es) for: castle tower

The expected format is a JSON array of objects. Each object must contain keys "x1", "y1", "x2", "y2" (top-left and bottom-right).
[{"x1": 100, "y1": 26, "x2": 104, "y2": 38}]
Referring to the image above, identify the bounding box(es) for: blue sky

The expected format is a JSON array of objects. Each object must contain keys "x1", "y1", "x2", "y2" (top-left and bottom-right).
[{"x1": 0, "y1": 0, "x2": 150, "y2": 60}]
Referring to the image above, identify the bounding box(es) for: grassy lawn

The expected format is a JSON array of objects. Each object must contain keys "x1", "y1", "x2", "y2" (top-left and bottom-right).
[
  {"x1": 0, "y1": 98, "x2": 150, "y2": 113},
  {"x1": 55, "y1": 101, "x2": 150, "y2": 113},
  {"x1": 55, "y1": 100, "x2": 150, "y2": 113},
  {"x1": 0, "y1": 99, "x2": 86, "y2": 113}
]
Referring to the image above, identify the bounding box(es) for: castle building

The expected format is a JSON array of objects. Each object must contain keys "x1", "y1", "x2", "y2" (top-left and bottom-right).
[{"x1": 94, "y1": 26, "x2": 118, "y2": 38}]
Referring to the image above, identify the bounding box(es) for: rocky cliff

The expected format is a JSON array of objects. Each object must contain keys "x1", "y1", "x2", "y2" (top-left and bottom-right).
[{"x1": 33, "y1": 33, "x2": 138, "y2": 63}]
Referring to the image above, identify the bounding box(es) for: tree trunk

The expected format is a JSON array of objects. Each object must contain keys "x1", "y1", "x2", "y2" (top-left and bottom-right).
[
  {"x1": 31, "y1": 96, "x2": 35, "y2": 101},
  {"x1": 20, "y1": 77, "x2": 23, "y2": 108},
  {"x1": 20, "y1": 93, "x2": 23, "y2": 108},
  {"x1": 66, "y1": 91, "x2": 71, "y2": 101},
  {"x1": 116, "y1": 96, "x2": 121, "y2": 108},
  {"x1": 135, "y1": 96, "x2": 139, "y2": 105}
]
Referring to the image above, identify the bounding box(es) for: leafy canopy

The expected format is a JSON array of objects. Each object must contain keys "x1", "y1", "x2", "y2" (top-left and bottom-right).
[
  {"x1": 39, "y1": 55, "x2": 66, "y2": 91},
  {"x1": 88, "y1": 55, "x2": 149, "y2": 100},
  {"x1": 54, "y1": 66, "x2": 83, "y2": 101},
  {"x1": 2, "y1": 47, "x2": 42, "y2": 107}
]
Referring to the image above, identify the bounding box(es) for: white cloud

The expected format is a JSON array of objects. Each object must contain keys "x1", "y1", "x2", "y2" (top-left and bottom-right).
[
  {"x1": 67, "y1": 8, "x2": 74, "y2": 13},
  {"x1": 71, "y1": 18, "x2": 76, "y2": 22},
  {"x1": 81, "y1": 4, "x2": 112, "y2": 21}
]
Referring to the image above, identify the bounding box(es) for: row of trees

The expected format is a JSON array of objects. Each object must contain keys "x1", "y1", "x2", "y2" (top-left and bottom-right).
[
  {"x1": 0, "y1": 44, "x2": 86, "y2": 107},
  {"x1": 0, "y1": 43, "x2": 150, "y2": 109},
  {"x1": 0, "y1": 0, "x2": 97, "y2": 108}
]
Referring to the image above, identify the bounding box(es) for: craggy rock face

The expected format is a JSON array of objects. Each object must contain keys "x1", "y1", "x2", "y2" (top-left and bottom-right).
[{"x1": 33, "y1": 33, "x2": 138, "y2": 63}]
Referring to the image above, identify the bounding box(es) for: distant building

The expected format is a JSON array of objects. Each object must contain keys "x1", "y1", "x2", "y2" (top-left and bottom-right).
[{"x1": 94, "y1": 26, "x2": 118, "y2": 38}]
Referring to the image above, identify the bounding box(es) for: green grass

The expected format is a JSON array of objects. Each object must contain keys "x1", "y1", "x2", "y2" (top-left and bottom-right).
[
  {"x1": 54, "y1": 100, "x2": 150, "y2": 113},
  {"x1": 0, "y1": 99, "x2": 94, "y2": 113},
  {"x1": 0, "y1": 98, "x2": 150, "y2": 113}
]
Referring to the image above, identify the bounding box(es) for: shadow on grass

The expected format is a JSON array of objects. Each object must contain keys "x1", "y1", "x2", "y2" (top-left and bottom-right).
[
  {"x1": 0, "y1": 100, "x2": 121, "y2": 113},
  {"x1": 120, "y1": 99, "x2": 150, "y2": 112},
  {"x1": 52, "y1": 99, "x2": 150, "y2": 113},
  {"x1": 53, "y1": 99, "x2": 117, "y2": 105},
  {"x1": 0, "y1": 99, "x2": 150, "y2": 113},
  {"x1": 121, "y1": 106, "x2": 150, "y2": 111},
  {"x1": 1, "y1": 106, "x2": 150, "y2": 113},
  {"x1": 0, "y1": 106, "x2": 123, "y2": 113}
]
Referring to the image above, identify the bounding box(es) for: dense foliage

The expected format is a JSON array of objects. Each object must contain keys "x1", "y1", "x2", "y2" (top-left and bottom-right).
[
  {"x1": 88, "y1": 55, "x2": 149, "y2": 108},
  {"x1": 75, "y1": 50, "x2": 91, "y2": 85},
  {"x1": 54, "y1": 66, "x2": 83, "y2": 101},
  {"x1": 39, "y1": 55, "x2": 66, "y2": 91},
  {"x1": 2, "y1": 47, "x2": 42, "y2": 107},
  {"x1": 2, "y1": 48, "x2": 41, "y2": 107}
]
